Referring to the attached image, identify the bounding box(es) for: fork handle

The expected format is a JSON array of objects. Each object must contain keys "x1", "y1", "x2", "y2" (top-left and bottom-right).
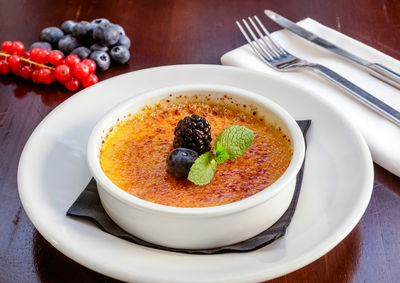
[{"x1": 309, "y1": 64, "x2": 400, "y2": 127}]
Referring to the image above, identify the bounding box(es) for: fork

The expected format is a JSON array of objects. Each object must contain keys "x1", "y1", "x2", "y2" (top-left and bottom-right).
[{"x1": 236, "y1": 16, "x2": 400, "y2": 127}]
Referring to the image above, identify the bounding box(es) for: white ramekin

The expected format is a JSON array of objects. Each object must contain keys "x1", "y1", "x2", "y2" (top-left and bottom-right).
[{"x1": 87, "y1": 84, "x2": 305, "y2": 249}]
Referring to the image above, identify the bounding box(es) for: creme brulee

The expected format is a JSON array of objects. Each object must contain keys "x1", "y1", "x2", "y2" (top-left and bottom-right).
[{"x1": 99, "y1": 97, "x2": 293, "y2": 208}]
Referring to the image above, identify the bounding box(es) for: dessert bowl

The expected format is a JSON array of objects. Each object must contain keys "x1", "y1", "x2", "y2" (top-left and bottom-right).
[{"x1": 87, "y1": 84, "x2": 305, "y2": 249}]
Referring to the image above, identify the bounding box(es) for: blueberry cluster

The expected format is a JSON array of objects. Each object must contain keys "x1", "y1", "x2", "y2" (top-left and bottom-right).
[{"x1": 31, "y1": 18, "x2": 131, "y2": 71}]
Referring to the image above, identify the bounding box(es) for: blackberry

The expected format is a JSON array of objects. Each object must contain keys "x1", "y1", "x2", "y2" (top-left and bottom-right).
[{"x1": 173, "y1": 114, "x2": 212, "y2": 154}]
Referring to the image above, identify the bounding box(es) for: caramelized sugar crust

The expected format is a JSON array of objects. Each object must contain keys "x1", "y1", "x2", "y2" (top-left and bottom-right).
[{"x1": 100, "y1": 99, "x2": 293, "y2": 207}]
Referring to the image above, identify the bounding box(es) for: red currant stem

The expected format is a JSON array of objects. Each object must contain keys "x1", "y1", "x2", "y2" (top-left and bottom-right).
[{"x1": 0, "y1": 52, "x2": 55, "y2": 70}]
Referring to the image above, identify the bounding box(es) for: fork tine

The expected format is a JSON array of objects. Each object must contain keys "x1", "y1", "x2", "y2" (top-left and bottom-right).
[
  {"x1": 241, "y1": 19, "x2": 276, "y2": 60},
  {"x1": 236, "y1": 20, "x2": 273, "y2": 61},
  {"x1": 253, "y1": 15, "x2": 287, "y2": 55},
  {"x1": 247, "y1": 17, "x2": 280, "y2": 58}
]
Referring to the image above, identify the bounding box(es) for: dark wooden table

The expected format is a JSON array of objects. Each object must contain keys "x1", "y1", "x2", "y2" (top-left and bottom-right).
[{"x1": 1, "y1": 0, "x2": 399, "y2": 282}]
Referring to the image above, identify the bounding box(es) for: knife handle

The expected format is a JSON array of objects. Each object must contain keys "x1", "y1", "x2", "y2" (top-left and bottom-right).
[
  {"x1": 366, "y1": 63, "x2": 400, "y2": 90},
  {"x1": 309, "y1": 64, "x2": 400, "y2": 127}
]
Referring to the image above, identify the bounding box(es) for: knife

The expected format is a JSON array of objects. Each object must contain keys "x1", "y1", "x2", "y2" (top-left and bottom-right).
[{"x1": 265, "y1": 10, "x2": 400, "y2": 90}]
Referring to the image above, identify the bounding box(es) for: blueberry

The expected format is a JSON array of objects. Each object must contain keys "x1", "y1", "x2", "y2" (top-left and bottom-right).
[
  {"x1": 70, "y1": 46, "x2": 91, "y2": 60},
  {"x1": 90, "y1": 50, "x2": 111, "y2": 71},
  {"x1": 92, "y1": 23, "x2": 120, "y2": 46},
  {"x1": 91, "y1": 18, "x2": 110, "y2": 27},
  {"x1": 58, "y1": 35, "x2": 80, "y2": 54},
  {"x1": 167, "y1": 148, "x2": 199, "y2": 178},
  {"x1": 39, "y1": 27, "x2": 64, "y2": 46},
  {"x1": 30, "y1": 41, "x2": 52, "y2": 50},
  {"x1": 72, "y1": 21, "x2": 94, "y2": 43},
  {"x1": 61, "y1": 20, "x2": 77, "y2": 34},
  {"x1": 109, "y1": 45, "x2": 130, "y2": 64},
  {"x1": 113, "y1": 24, "x2": 125, "y2": 36},
  {"x1": 115, "y1": 35, "x2": 130, "y2": 48},
  {"x1": 90, "y1": 43, "x2": 108, "y2": 52}
]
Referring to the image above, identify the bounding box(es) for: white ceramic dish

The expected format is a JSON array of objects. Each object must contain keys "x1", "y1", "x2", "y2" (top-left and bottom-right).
[
  {"x1": 17, "y1": 65, "x2": 373, "y2": 282},
  {"x1": 87, "y1": 84, "x2": 305, "y2": 249}
]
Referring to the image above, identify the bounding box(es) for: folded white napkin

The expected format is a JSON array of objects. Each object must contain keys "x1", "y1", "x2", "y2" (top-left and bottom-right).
[{"x1": 221, "y1": 18, "x2": 400, "y2": 177}]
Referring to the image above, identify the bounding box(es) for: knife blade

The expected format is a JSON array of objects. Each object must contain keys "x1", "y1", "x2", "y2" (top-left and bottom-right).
[{"x1": 265, "y1": 10, "x2": 400, "y2": 90}]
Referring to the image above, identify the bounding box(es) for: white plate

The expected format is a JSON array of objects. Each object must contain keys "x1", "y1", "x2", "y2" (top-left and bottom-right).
[{"x1": 18, "y1": 65, "x2": 373, "y2": 282}]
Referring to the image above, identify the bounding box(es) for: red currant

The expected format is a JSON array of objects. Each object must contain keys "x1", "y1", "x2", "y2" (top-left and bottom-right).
[
  {"x1": 65, "y1": 55, "x2": 80, "y2": 68},
  {"x1": 49, "y1": 50, "x2": 64, "y2": 66},
  {"x1": 38, "y1": 68, "x2": 55, "y2": 84},
  {"x1": 12, "y1": 41, "x2": 24, "y2": 55},
  {"x1": 65, "y1": 77, "x2": 80, "y2": 91},
  {"x1": 31, "y1": 69, "x2": 42, "y2": 83},
  {"x1": 37, "y1": 69, "x2": 46, "y2": 83},
  {"x1": 7, "y1": 55, "x2": 22, "y2": 73},
  {"x1": 20, "y1": 66, "x2": 33, "y2": 79},
  {"x1": 38, "y1": 68, "x2": 49, "y2": 83},
  {"x1": 32, "y1": 64, "x2": 42, "y2": 71},
  {"x1": 73, "y1": 62, "x2": 90, "y2": 79},
  {"x1": 30, "y1": 48, "x2": 41, "y2": 61},
  {"x1": 37, "y1": 49, "x2": 51, "y2": 64},
  {"x1": 47, "y1": 72, "x2": 56, "y2": 84},
  {"x1": 82, "y1": 74, "x2": 99, "y2": 88},
  {"x1": 1, "y1": 41, "x2": 13, "y2": 53},
  {"x1": 82, "y1": 59, "x2": 96, "y2": 74},
  {"x1": 0, "y1": 60, "x2": 11, "y2": 74},
  {"x1": 54, "y1": 64, "x2": 71, "y2": 82},
  {"x1": 22, "y1": 51, "x2": 31, "y2": 59},
  {"x1": 0, "y1": 40, "x2": 95, "y2": 90}
]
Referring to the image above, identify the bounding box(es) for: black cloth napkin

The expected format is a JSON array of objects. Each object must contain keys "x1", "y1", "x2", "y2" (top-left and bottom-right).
[{"x1": 67, "y1": 120, "x2": 311, "y2": 254}]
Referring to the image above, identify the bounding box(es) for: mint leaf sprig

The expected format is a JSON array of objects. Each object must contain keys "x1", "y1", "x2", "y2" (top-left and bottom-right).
[{"x1": 187, "y1": 126, "x2": 254, "y2": 185}]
